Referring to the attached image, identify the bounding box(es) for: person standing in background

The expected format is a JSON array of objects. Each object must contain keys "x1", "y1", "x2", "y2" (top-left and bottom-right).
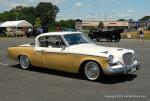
[
  {"x1": 12, "y1": 28, "x2": 16, "y2": 38},
  {"x1": 56, "y1": 26, "x2": 61, "y2": 32},
  {"x1": 137, "y1": 27, "x2": 144, "y2": 44}
]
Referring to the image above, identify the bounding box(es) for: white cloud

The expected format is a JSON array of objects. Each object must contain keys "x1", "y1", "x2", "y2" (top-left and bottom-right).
[
  {"x1": 127, "y1": 10, "x2": 135, "y2": 13},
  {"x1": 0, "y1": 0, "x2": 66, "y2": 12},
  {"x1": 120, "y1": 14, "x2": 130, "y2": 18},
  {"x1": 75, "y1": 2, "x2": 82, "y2": 7}
]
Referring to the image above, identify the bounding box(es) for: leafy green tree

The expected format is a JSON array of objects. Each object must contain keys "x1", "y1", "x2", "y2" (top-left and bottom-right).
[
  {"x1": 20, "y1": 7, "x2": 36, "y2": 24},
  {"x1": 117, "y1": 19, "x2": 127, "y2": 21},
  {"x1": 0, "y1": 2, "x2": 59, "y2": 27},
  {"x1": 139, "y1": 16, "x2": 150, "y2": 21},
  {"x1": 0, "y1": 6, "x2": 36, "y2": 24},
  {"x1": 35, "y1": 2, "x2": 59, "y2": 26},
  {"x1": 98, "y1": 21, "x2": 104, "y2": 29},
  {"x1": 128, "y1": 19, "x2": 134, "y2": 22},
  {"x1": 34, "y1": 17, "x2": 42, "y2": 28},
  {"x1": 58, "y1": 19, "x2": 75, "y2": 28}
]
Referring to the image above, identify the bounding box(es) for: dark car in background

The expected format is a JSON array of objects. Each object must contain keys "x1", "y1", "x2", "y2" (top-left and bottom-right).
[
  {"x1": 88, "y1": 29, "x2": 124, "y2": 42},
  {"x1": 0, "y1": 28, "x2": 5, "y2": 36}
]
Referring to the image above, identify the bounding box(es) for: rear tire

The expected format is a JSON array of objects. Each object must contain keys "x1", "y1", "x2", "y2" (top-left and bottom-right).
[{"x1": 19, "y1": 55, "x2": 30, "y2": 69}]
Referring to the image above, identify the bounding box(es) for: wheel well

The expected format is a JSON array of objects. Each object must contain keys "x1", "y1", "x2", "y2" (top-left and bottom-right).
[
  {"x1": 17, "y1": 54, "x2": 31, "y2": 66},
  {"x1": 18, "y1": 55, "x2": 21, "y2": 60},
  {"x1": 18, "y1": 54, "x2": 28, "y2": 60},
  {"x1": 79, "y1": 60, "x2": 103, "y2": 74}
]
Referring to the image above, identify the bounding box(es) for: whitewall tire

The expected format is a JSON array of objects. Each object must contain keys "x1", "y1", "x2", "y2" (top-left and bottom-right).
[
  {"x1": 84, "y1": 61, "x2": 101, "y2": 81},
  {"x1": 19, "y1": 55, "x2": 30, "y2": 69}
]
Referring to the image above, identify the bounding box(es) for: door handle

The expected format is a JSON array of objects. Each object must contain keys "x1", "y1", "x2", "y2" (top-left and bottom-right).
[
  {"x1": 41, "y1": 50, "x2": 46, "y2": 53},
  {"x1": 35, "y1": 50, "x2": 46, "y2": 53}
]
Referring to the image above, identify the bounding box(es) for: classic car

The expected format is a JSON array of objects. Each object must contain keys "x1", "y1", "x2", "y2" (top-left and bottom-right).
[
  {"x1": 7, "y1": 32, "x2": 140, "y2": 81},
  {"x1": 88, "y1": 29, "x2": 124, "y2": 42}
]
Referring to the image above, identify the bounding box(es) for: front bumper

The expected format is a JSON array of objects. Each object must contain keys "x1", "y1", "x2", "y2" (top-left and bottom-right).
[{"x1": 103, "y1": 61, "x2": 140, "y2": 75}]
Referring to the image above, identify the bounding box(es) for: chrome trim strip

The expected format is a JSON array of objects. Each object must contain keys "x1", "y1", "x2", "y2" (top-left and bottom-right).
[
  {"x1": 35, "y1": 51, "x2": 106, "y2": 58},
  {"x1": 103, "y1": 62, "x2": 140, "y2": 75}
]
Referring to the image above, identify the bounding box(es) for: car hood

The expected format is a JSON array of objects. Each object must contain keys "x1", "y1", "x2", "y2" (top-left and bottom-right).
[{"x1": 69, "y1": 43, "x2": 133, "y2": 58}]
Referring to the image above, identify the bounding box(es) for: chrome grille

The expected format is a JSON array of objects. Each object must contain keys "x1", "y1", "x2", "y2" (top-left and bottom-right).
[{"x1": 123, "y1": 53, "x2": 133, "y2": 65}]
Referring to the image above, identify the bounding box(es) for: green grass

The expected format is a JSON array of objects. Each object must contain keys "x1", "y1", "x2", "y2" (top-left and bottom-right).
[{"x1": 122, "y1": 30, "x2": 150, "y2": 40}]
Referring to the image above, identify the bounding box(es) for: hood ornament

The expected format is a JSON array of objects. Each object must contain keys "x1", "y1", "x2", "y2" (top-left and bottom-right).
[{"x1": 117, "y1": 48, "x2": 123, "y2": 51}]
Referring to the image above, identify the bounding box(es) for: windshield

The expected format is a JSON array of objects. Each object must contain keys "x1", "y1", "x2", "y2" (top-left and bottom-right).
[{"x1": 64, "y1": 33, "x2": 92, "y2": 46}]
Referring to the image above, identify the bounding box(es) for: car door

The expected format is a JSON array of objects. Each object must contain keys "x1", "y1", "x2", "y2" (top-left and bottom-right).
[
  {"x1": 36, "y1": 35, "x2": 72, "y2": 72},
  {"x1": 28, "y1": 40, "x2": 43, "y2": 67}
]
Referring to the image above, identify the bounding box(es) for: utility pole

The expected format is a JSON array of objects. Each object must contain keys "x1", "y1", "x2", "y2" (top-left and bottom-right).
[
  {"x1": 16, "y1": 17, "x2": 17, "y2": 21},
  {"x1": 90, "y1": 14, "x2": 94, "y2": 21},
  {"x1": 16, "y1": 17, "x2": 18, "y2": 32},
  {"x1": 105, "y1": 13, "x2": 107, "y2": 21},
  {"x1": 99, "y1": 13, "x2": 101, "y2": 21}
]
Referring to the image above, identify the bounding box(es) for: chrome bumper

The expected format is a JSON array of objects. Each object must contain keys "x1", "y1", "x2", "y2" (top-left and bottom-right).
[{"x1": 103, "y1": 61, "x2": 140, "y2": 75}]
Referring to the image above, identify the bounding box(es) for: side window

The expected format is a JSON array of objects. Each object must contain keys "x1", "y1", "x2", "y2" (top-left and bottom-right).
[
  {"x1": 30, "y1": 39, "x2": 35, "y2": 46},
  {"x1": 38, "y1": 35, "x2": 65, "y2": 48},
  {"x1": 39, "y1": 36, "x2": 46, "y2": 47}
]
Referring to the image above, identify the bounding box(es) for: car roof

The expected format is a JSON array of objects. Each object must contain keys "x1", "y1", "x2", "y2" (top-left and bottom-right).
[{"x1": 38, "y1": 31, "x2": 81, "y2": 37}]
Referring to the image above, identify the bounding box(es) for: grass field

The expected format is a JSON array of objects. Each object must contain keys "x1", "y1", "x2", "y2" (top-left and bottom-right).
[{"x1": 122, "y1": 30, "x2": 150, "y2": 40}]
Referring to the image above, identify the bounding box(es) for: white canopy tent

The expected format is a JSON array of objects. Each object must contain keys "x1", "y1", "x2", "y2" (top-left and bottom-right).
[{"x1": 0, "y1": 20, "x2": 33, "y2": 27}]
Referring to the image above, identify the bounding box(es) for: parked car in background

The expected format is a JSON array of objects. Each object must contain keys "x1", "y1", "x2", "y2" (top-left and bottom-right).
[
  {"x1": 0, "y1": 28, "x2": 5, "y2": 36},
  {"x1": 7, "y1": 32, "x2": 140, "y2": 81},
  {"x1": 88, "y1": 29, "x2": 124, "y2": 42}
]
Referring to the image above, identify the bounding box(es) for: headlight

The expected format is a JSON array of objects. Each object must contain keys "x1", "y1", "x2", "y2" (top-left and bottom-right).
[{"x1": 108, "y1": 55, "x2": 114, "y2": 64}]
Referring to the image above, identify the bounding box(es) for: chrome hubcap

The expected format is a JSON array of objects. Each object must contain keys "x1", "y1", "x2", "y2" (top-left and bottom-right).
[
  {"x1": 85, "y1": 62, "x2": 100, "y2": 80},
  {"x1": 20, "y1": 55, "x2": 29, "y2": 69}
]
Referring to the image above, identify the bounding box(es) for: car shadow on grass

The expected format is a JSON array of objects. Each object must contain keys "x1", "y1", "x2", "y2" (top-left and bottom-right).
[{"x1": 9, "y1": 64, "x2": 137, "y2": 84}]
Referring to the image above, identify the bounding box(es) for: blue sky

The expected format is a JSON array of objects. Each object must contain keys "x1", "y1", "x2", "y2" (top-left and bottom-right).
[{"x1": 0, "y1": 0, "x2": 150, "y2": 21}]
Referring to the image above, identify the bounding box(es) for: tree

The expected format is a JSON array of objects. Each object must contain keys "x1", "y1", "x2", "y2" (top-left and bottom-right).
[
  {"x1": 0, "y1": 6, "x2": 36, "y2": 24},
  {"x1": 0, "y1": 2, "x2": 59, "y2": 26},
  {"x1": 128, "y1": 19, "x2": 134, "y2": 22},
  {"x1": 35, "y1": 2, "x2": 59, "y2": 26},
  {"x1": 34, "y1": 17, "x2": 42, "y2": 28},
  {"x1": 139, "y1": 16, "x2": 150, "y2": 21},
  {"x1": 117, "y1": 19, "x2": 126, "y2": 21},
  {"x1": 58, "y1": 19, "x2": 75, "y2": 28},
  {"x1": 20, "y1": 7, "x2": 36, "y2": 24},
  {"x1": 98, "y1": 21, "x2": 104, "y2": 29}
]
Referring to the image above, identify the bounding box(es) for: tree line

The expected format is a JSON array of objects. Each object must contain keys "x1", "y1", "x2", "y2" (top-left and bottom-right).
[{"x1": 0, "y1": 2, "x2": 75, "y2": 30}]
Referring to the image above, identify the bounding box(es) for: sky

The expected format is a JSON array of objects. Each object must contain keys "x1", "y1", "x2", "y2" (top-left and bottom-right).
[{"x1": 0, "y1": 0, "x2": 150, "y2": 21}]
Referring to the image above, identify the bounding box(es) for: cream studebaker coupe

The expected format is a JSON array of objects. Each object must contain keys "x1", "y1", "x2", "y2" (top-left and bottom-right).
[{"x1": 7, "y1": 32, "x2": 140, "y2": 81}]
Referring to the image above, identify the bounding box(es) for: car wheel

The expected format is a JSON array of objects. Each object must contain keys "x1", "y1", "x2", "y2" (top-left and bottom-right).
[
  {"x1": 19, "y1": 55, "x2": 30, "y2": 69},
  {"x1": 96, "y1": 37, "x2": 101, "y2": 41},
  {"x1": 84, "y1": 61, "x2": 101, "y2": 81},
  {"x1": 115, "y1": 38, "x2": 120, "y2": 42}
]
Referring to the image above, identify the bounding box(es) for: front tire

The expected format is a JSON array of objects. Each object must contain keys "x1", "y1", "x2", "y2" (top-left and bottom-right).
[
  {"x1": 19, "y1": 55, "x2": 30, "y2": 69},
  {"x1": 84, "y1": 61, "x2": 102, "y2": 81}
]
